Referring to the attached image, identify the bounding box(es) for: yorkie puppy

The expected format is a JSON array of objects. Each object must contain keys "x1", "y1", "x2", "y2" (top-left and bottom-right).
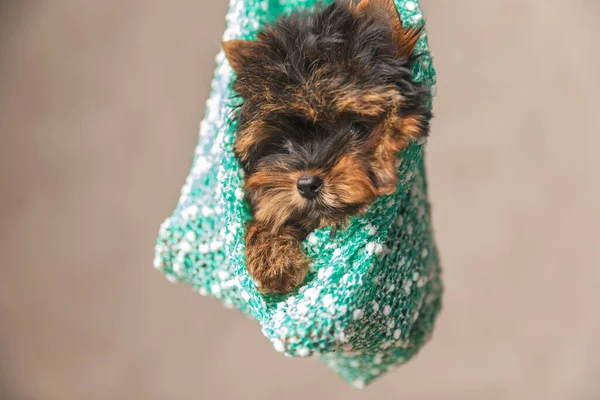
[{"x1": 223, "y1": 0, "x2": 431, "y2": 293}]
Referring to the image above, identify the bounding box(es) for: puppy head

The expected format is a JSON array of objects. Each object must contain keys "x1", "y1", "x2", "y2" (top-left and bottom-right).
[{"x1": 224, "y1": 0, "x2": 431, "y2": 234}]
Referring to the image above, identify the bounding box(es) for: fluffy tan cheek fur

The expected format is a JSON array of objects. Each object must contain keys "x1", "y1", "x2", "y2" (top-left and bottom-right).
[
  {"x1": 245, "y1": 170, "x2": 308, "y2": 234},
  {"x1": 372, "y1": 113, "x2": 428, "y2": 195},
  {"x1": 322, "y1": 154, "x2": 378, "y2": 209}
]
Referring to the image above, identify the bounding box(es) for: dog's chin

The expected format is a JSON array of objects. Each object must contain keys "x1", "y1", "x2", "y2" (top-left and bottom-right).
[{"x1": 287, "y1": 199, "x2": 370, "y2": 235}]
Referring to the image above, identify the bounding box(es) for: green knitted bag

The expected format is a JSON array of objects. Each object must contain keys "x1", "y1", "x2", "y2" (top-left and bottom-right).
[{"x1": 154, "y1": 0, "x2": 442, "y2": 388}]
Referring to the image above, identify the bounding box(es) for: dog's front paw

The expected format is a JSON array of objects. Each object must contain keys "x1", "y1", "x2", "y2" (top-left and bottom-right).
[{"x1": 245, "y1": 222, "x2": 310, "y2": 294}]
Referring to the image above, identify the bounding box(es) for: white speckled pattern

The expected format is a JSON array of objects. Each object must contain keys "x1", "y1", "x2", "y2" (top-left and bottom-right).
[{"x1": 154, "y1": 0, "x2": 441, "y2": 387}]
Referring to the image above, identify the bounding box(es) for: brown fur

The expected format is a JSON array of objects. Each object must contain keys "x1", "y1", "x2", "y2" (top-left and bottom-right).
[
  {"x1": 354, "y1": 0, "x2": 423, "y2": 59},
  {"x1": 323, "y1": 154, "x2": 378, "y2": 209},
  {"x1": 245, "y1": 223, "x2": 310, "y2": 294},
  {"x1": 245, "y1": 169, "x2": 308, "y2": 234},
  {"x1": 223, "y1": 0, "x2": 430, "y2": 293}
]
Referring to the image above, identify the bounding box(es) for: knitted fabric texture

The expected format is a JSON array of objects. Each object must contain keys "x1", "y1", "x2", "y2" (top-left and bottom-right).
[{"x1": 154, "y1": 0, "x2": 442, "y2": 388}]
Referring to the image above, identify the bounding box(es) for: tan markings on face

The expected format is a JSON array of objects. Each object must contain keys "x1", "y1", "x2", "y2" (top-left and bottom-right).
[
  {"x1": 395, "y1": 114, "x2": 427, "y2": 142},
  {"x1": 281, "y1": 65, "x2": 404, "y2": 121},
  {"x1": 335, "y1": 87, "x2": 403, "y2": 117},
  {"x1": 233, "y1": 119, "x2": 269, "y2": 161},
  {"x1": 371, "y1": 111, "x2": 428, "y2": 195},
  {"x1": 322, "y1": 154, "x2": 378, "y2": 207},
  {"x1": 366, "y1": 118, "x2": 397, "y2": 195},
  {"x1": 245, "y1": 170, "x2": 307, "y2": 234}
]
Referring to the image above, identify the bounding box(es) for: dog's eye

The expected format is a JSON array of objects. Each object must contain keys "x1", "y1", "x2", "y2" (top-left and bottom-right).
[{"x1": 349, "y1": 122, "x2": 370, "y2": 137}]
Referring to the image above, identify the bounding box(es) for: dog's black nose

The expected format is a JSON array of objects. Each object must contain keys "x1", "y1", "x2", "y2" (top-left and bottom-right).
[{"x1": 297, "y1": 175, "x2": 323, "y2": 199}]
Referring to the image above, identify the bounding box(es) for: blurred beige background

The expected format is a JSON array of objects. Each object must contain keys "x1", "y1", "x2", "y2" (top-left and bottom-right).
[{"x1": 1, "y1": 1, "x2": 599, "y2": 399}]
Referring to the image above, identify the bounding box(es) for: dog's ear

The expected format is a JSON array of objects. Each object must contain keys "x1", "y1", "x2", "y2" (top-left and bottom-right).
[
  {"x1": 222, "y1": 40, "x2": 264, "y2": 76},
  {"x1": 355, "y1": 0, "x2": 422, "y2": 58}
]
